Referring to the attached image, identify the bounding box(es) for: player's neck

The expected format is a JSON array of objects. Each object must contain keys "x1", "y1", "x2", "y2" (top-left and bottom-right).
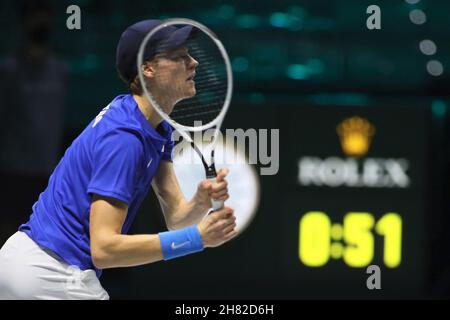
[{"x1": 133, "y1": 94, "x2": 163, "y2": 129}]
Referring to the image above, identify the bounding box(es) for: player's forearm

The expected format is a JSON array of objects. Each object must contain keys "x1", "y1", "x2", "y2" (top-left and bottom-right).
[
  {"x1": 91, "y1": 233, "x2": 163, "y2": 269},
  {"x1": 153, "y1": 183, "x2": 202, "y2": 229},
  {"x1": 166, "y1": 198, "x2": 209, "y2": 230}
]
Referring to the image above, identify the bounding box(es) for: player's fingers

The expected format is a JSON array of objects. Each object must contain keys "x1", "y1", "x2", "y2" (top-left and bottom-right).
[
  {"x1": 220, "y1": 217, "x2": 236, "y2": 233},
  {"x1": 215, "y1": 215, "x2": 235, "y2": 229},
  {"x1": 223, "y1": 229, "x2": 238, "y2": 242},
  {"x1": 221, "y1": 214, "x2": 236, "y2": 225},
  {"x1": 216, "y1": 168, "x2": 229, "y2": 182},
  {"x1": 198, "y1": 180, "x2": 212, "y2": 193},
  {"x1": 213, "y1": 194, "x2": 229, "y2": 202},
  {"x1": 209, "y1": 206, "x2": 233, "y2": 220},
  {"x1": 211, "y1": 188, "x2": 228, "y2": 199},
  {"x1": 222, "y1": 221, "x2": 237, "y2": 234},
  {"x1": 201, "y1": 180, "x2": 213, "y2": 190},
  {"x1": 211, "y1": 180, "x2": 227, "y2": 193}
]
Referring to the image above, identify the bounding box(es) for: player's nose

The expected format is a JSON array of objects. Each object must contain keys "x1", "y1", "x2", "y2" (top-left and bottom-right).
[{"x1": 188, "y1": 55, "x2": 199, "y2": 69}]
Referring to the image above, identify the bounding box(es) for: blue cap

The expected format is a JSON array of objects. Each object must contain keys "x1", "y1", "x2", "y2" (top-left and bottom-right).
[{"x1": 116, "y1": 19, "x2": 194, "y2": 83}]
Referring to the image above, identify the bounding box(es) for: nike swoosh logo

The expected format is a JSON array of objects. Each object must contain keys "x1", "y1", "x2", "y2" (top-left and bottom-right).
[
  {"x1": 171, "y1": 241, "x2": 190, "y2": 250},
  {"x1": 147, "y1": 158, "x2": 153, "y2": 168}
]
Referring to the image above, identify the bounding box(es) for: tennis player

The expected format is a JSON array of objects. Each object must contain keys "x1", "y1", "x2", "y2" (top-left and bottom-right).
[{"x1": 0, "y1": 19, "x2": 237, "y2": 300}]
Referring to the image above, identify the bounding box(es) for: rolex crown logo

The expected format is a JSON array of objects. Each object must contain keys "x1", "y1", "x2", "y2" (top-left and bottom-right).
[{"x1": 336, "y1": 116, "x2": 375, "y2": 157}]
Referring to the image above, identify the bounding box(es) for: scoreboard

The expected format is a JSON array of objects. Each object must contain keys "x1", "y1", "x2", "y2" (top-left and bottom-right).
[{"x1": 279, "y1": 104, "x2": 429, "y2": 298}]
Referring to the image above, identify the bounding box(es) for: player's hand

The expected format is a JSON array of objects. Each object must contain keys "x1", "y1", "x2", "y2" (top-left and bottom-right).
[
  {"x1": 194, "y1": 168, "x2": 230, "y2": 209},
  {"x1": 197, "y1": 206, "x2": 237, "y2": 248}
]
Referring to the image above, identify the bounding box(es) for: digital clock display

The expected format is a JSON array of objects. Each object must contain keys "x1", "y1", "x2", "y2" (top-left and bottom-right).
[{"x1": 299, "y1": 211, "x2": 402, "y2": 268}]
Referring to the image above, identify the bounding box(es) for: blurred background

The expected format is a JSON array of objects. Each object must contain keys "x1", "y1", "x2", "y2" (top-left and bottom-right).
[{"x1": 0, "y1": 0, "x2": 449, "y2": 299}]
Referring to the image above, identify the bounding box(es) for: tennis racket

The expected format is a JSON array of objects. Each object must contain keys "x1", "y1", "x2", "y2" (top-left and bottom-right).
[{"x1": 137, "y1": 18, "x2": 232, "y2": 211}]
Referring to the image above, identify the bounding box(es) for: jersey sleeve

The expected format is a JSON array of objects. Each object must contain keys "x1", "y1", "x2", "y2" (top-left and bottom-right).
[
  {"x1": 161, "y1": 125, "x2": 175, "y2": 162},
  {"x1": 87, "y1": 130, "x2": 144, "y2": 204}
]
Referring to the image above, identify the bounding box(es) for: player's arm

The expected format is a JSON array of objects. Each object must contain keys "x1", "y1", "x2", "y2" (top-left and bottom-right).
[
  {"x1": 89, "y1": 194, "x2": 163, "y2": 269},
  {"x1": 89, "y1": 194, "x2": 237, "y2": 269},
  {"x1": 151, "y1": 160, "x2": 229, "y2": 230}
]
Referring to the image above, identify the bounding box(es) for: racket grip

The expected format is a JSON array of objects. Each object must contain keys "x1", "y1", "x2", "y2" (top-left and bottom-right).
[
  {"x1": 212, "y1": 199, "x2": 224, "y2": 211},
  {"x1": 208, "y1": 177, "x2": 224, "y2": 211}
]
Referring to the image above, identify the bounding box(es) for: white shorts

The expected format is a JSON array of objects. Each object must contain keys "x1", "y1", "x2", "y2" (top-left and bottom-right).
[{"x1": 0, "y1": 231, "x2": 109, "y2": 300}]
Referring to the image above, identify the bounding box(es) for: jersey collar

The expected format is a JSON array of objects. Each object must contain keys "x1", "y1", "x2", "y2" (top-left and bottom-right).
[{"x1": 125, "y1": 94, "x2": 172, "y2": 144}]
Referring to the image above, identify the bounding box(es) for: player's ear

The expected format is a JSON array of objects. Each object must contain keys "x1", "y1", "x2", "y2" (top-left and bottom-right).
[{"x1": 141, "y1": 61, "x2": 155, "y2": 78}]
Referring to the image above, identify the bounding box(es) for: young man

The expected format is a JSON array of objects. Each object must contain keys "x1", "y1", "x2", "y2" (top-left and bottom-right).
[{"x1": 0, "y1": 19, "x2": 237, "y2": 300}]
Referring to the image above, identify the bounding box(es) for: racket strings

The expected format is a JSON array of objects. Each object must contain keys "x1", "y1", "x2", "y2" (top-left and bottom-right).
[
  {"x1": 173, "y1": 102, "x2": 225, "y2": 115},
  {"x1": 171, "y1": 108, "x2": 224, "y2": 120},
  {"x1": 173, "y1": 98, "x2": 226, "y2": 111},
  {"x1": 172, "y1": 101, "x2": 225, "y2": 122}
]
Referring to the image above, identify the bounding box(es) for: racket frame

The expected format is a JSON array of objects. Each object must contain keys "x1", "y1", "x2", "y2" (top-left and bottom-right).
[{"x1": 137, "y1": 18, "x2": 233, "y2": 211}]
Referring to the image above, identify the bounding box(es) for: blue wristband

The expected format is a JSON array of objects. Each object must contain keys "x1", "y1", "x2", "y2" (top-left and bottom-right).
[{"x1": 159, "y1": 225, "x2": 204, "y2": 260}]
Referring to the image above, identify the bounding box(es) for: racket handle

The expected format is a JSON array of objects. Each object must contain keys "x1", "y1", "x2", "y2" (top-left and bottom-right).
[
  {"x1": 212, "y1": 199, "x2": 224, "y2": 211},
  {"x1": 208, "y1": 177, "x2": 224, "y2": 211}
]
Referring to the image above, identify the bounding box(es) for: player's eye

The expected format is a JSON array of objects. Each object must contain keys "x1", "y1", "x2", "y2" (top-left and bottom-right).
[{"x1": 173, "y1": 54, "x2": 190, "y2": 61}]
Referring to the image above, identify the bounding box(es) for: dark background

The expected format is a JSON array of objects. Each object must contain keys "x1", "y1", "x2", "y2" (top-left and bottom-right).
[{"x1": 0, "y1": 0, "x2": 449, "y2": 299}]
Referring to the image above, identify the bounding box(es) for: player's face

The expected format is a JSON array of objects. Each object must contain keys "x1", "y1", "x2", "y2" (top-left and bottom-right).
[{"x1": 153, "y1": 46, "x2": 199, "y2": 103}]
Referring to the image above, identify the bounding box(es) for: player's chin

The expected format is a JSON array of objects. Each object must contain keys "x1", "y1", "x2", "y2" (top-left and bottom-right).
[{"x1": 184, "y1": 85, "x2": 196, "y2": 98}]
